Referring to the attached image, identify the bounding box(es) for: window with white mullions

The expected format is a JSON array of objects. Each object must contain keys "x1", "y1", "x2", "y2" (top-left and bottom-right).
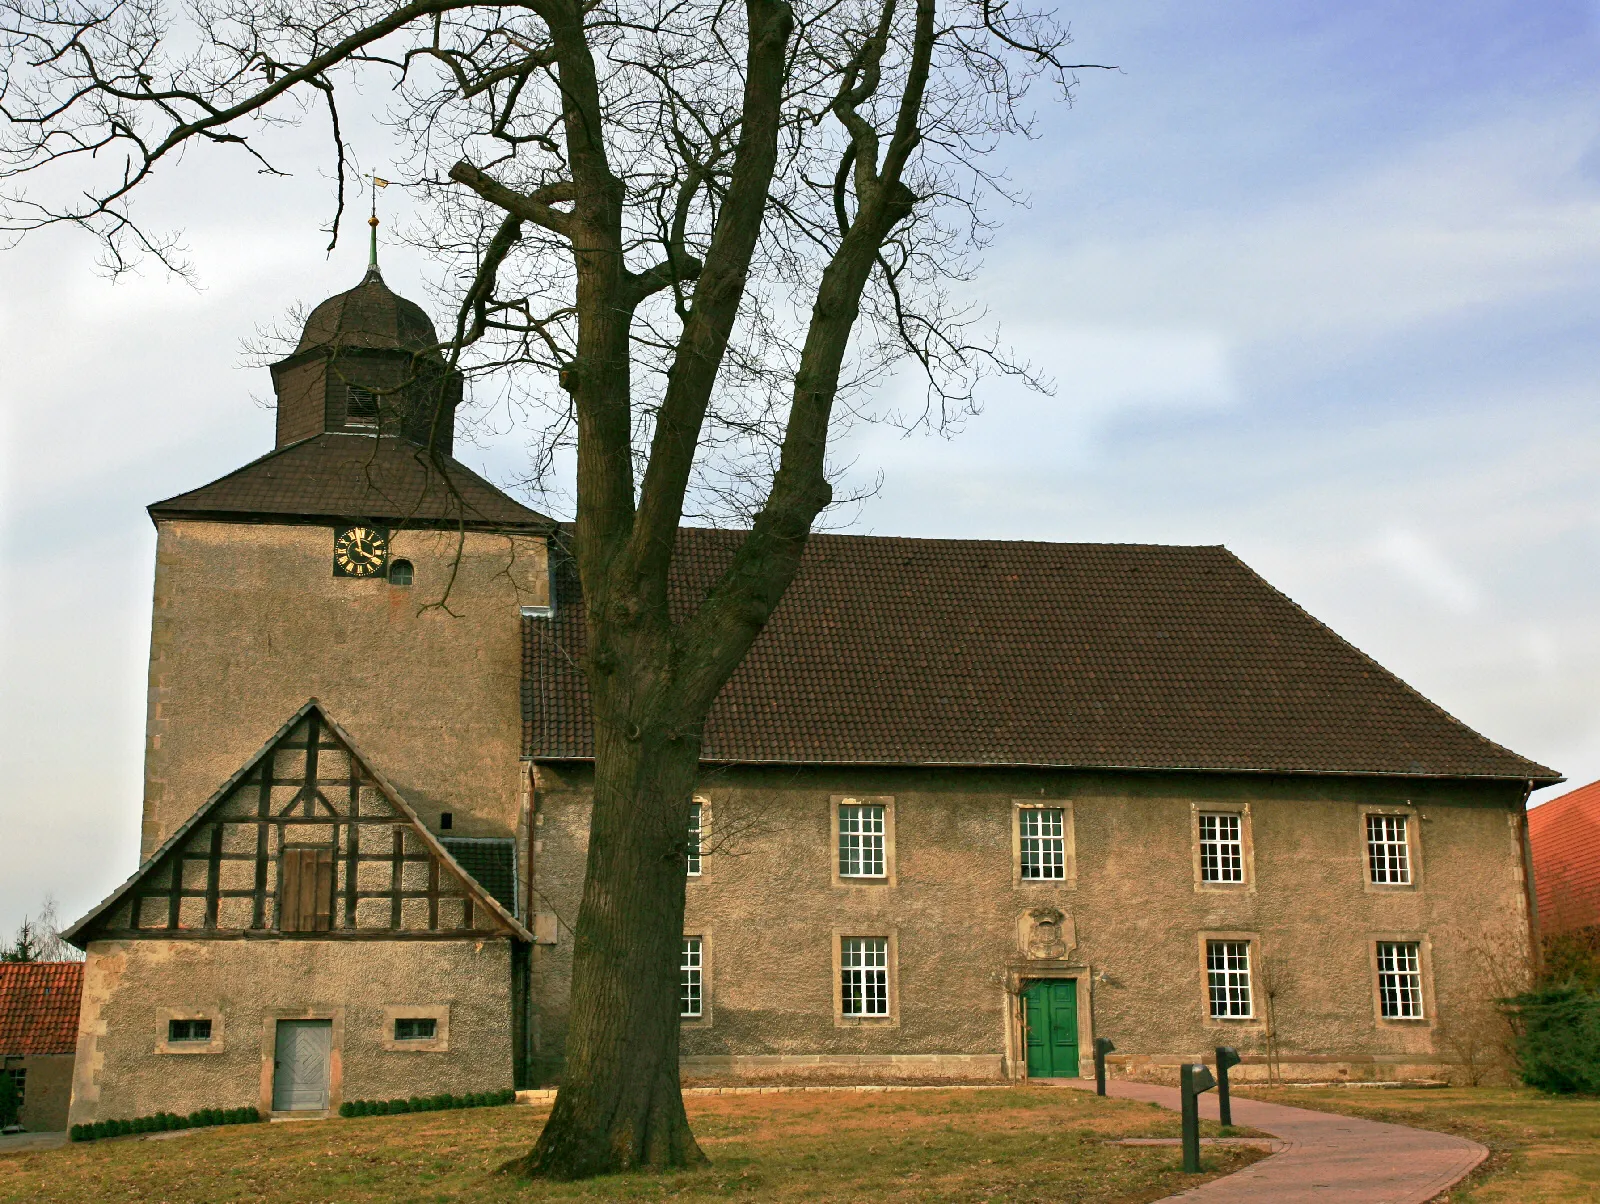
[
  {"x1": 840, "y1": 937, "x2": 889, "y2": 1016},
  {"x1": 1377, "y1": 941, "x2": 1424, "y2": 1018},
  {"x1": 1199, "y1": 813, "x2": 1244, "y2": 883},
  {"x1": 1366, "y1": 815, "x2": 1411, "y2": 885},
  {"x1": 681, "y1": 937, "x2": 703, "y2": 1018},
  {"x1": 686, "y1": 803, "x2": 703, "y2": 877},
  {"x1": 838, "y1": 804, "x2": 886, "y2": 878},
  {"x1": 1019, "y1": 808, "x2": 1066, "y2": 880},
  {"x1": 1206, "y1": 940, "x2": 1253, "y2": 1018},
  {"x1": 2, "y1": 1068, "x2": 23, "y2": 1107}
]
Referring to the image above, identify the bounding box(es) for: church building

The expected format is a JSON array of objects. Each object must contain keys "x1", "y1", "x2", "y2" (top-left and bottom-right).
[{"x1": 63, "y1": 256, "x2": 1558, "y2": 1124}]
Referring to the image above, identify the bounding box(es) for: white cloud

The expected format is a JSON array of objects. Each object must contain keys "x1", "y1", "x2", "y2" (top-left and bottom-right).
[
  {"x1": 1368, "y1": 529, "x2": 1482, "y2": 615},
  {"x1": 998, "y1": 104, "x2": 1600, "y2": 355}
]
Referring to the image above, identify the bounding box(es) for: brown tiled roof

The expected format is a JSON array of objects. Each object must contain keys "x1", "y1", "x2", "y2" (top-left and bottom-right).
[
  {"x1": 523, "y1": 528, "x2": 1557, "y2": 780},
  {"x1": 296, "y1": 267, "x2": 439, "y2": 353},
  {"x1": 149, "y1": 433, "x2": 551, "y2": 531},
  {"x1": 1530, "y1": 782, "x2": 1600, "y2": 932},
  {"x1": 0, "y1": 962, "x2": 83, "y2": 1056}
]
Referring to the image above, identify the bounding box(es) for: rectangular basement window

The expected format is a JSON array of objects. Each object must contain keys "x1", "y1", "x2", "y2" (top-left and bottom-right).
[
  {"x1": 394, "y1": 1017, "x2": 438, "y2": 1042},
  {"x1": 168, "y1": 1018, "x2": 212, "y2": 1043}
]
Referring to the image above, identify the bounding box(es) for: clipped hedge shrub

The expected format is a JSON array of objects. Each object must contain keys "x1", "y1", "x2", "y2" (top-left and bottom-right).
[
  {"x1": 69, "y1": 1106, "x2": 261, "y2": 1142},
  {"x1": 338, "y1": 1088, "x2": 516, "y2": 1118},
  {"x1": 1507, "y1": 984, "x2": 1600, "y2": 1095}
]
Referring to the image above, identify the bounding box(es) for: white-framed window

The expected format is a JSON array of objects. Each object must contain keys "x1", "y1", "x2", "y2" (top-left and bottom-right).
[
  {"x1": 1206, "y1": 939, "x2": 1252, "y2": 1018},
  {"x1": 840, "y1": 937, "x2": 889, "y2": 1016},
  {"x1": 1366, "y1": 815, "x2": 1411, "y2": 885},
  {"x1": 1019, "y1": 807, "x2": 1066, "y2": 880},
  {"x1": 681, "y1": 937, "x2": 703, "y2": 1018},
  {"x1": 838, "y1": 803, "x2": 886, "y2": 878},
  {"x1": 2, "y1": 1068, "x2": 24, "y2": 1107},
  {"x1": 1376, "y1": 941, "x2": 1425, "y2": 1019},
  {"x1": 1199, "y1": 813, "x2": 1244, "y2": 883},
  {"x1": 686, "y1": 803, "x2": 703, "y2": 877}
]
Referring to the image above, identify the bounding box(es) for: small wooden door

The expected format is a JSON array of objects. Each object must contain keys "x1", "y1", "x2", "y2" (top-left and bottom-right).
[
  {"x1": 1022, "y1": 980, "x2": 1079, "y2": 1078},
  {"x1": 272, "y1": 1020, "x2": 333, "y2": 1112}
]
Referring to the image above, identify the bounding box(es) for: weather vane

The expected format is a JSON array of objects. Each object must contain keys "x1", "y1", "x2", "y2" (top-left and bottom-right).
[{"x1": 368, "y1": 173, "x2": 390, "y2": 271}]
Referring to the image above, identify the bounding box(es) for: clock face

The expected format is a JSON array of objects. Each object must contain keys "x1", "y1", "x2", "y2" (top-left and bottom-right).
[{"x1": 333, "y1": 524, "x2": 390, "y2": 577}]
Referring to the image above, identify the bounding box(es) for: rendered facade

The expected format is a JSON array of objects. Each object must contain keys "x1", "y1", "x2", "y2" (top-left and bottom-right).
[{"x1": 62, "y1": 262, "x2": 1559, "y2": 1124}]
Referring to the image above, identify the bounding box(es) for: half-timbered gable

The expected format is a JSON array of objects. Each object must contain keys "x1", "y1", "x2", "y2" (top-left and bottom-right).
[{"x1": 68, "y1": 701, "x2": 530, "y2": 945}]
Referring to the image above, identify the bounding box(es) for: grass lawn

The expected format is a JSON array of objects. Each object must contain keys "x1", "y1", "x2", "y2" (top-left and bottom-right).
[
  {"x1": 1238, "y1": 1086, "x2": 1600, "y2": 1203},
  {"x1": 0, "y1": 1087, "x2": 1263, "y2": 1203}
]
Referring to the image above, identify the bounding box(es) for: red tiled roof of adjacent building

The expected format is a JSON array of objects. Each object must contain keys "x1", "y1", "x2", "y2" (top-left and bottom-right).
[
  {"x1": 148, "y1": 432, "x2": 552, "y2": 531},
  {"x1": 0, "y1": 962, "x2": 83, "y2": 1056},
  {"x1": 522, "y1": 528, "x2": 1557, "y2": 780},
  {"x1": 1530, "y1": 781, "x2": 1600, "y2": 932}
]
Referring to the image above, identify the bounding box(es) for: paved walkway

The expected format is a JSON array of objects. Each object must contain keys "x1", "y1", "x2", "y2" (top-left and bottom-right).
[
  {"x1": 1070, "y1": 1080, "x2": 1487, "y2": 1202},
  {"x1": 0, "y1": 1131, "x2": 67, "y2": 1155}
]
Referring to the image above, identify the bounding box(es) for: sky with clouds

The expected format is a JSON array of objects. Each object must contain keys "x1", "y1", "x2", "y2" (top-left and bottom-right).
[{"x1": 3, "y1": 0, "x2": 1599, "y2": 932}]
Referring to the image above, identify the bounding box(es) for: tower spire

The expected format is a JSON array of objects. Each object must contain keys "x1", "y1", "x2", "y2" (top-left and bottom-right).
[{"x1": 367, "y1": 174, "x2": 389, "y2": 278}]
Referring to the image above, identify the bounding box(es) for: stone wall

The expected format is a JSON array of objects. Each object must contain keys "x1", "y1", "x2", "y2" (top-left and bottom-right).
[
  {"x1": 529, "y1": 763, "x2": 1533, "y2": 1084},
  {"x1": 68, "y1": 938, "x2": 515, "y2": 1123},
  {"x1": 142, "y1": 520, "x2": 548, "y2": 855}
]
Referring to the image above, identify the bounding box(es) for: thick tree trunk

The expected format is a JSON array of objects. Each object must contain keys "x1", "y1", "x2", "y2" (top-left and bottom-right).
[{"x1": 508, "y1": 701, "x2": 708, "y2": 1179}]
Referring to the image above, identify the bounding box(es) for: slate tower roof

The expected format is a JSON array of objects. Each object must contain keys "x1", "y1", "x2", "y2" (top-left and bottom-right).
[
  {"x1": 149, "y1": 261, "x2": 550, "y2": 532},
  {"x1": 296, "y1": 266, "x2": 441, "y2": 354}
]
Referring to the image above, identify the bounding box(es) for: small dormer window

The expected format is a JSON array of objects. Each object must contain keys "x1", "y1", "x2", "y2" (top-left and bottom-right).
[
  {"x1": 389, "y1": 559, "x2": 414, "y2": 586},
  {"x1": 346, "y1": 385, "x2": 379, "y2": 427}
]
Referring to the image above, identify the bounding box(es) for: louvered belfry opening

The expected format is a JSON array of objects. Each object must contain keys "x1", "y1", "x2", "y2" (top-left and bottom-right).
[{"x1": 89, "y1": 707, "x2": 507, "y2": 939}]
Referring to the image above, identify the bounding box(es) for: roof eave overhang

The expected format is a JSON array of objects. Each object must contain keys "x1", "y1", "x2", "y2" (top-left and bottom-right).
[
  {"x1": 148, "y1": 506, "x2": 552, "y2": 535},
  {"x1": 522, "y1": 753, "x2": 1561, "y2": 786}
]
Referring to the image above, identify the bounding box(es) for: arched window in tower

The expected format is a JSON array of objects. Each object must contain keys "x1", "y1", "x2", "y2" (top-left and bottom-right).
[
  {"x1": 389, "y1": 559, "x2": 414, "y2": 586},
  {"x1": 345, "y1": 385, "x2": 379, "y2": 427}
]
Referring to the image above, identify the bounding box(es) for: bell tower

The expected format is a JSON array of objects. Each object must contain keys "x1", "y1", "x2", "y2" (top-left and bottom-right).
[
  {"x1": 267, "y1": 261, "x2": 463, "y2": 452},
  {"x1": 139, "y1": 242, "x2": 552, "y2": 860}
]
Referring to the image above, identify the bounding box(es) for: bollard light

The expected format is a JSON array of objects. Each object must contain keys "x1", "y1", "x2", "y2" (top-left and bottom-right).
[
  {"x1": 1093, "y1": 1037, "x2": 1115, "y2": 1096},
  {"x1": 1214, "y1": 1046, "x2": 1241, "y2": 1128},
  {"x1": 1179, "y1": 1062, "x2": 1216, "y2": 1173}
]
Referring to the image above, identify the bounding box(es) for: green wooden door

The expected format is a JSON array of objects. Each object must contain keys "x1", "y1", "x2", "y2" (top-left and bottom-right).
[{"x1": 1023, "y1": 980, "x2": 1079, "y2": 1078}]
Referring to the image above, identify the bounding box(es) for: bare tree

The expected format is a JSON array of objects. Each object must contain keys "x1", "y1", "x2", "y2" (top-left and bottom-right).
[
  {"x1": 2, "y1": 0, "x2": 1101, "y2": 1177},
  {"x1": 0, "y1": 896, "x2": 83, "y2": 962}
]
